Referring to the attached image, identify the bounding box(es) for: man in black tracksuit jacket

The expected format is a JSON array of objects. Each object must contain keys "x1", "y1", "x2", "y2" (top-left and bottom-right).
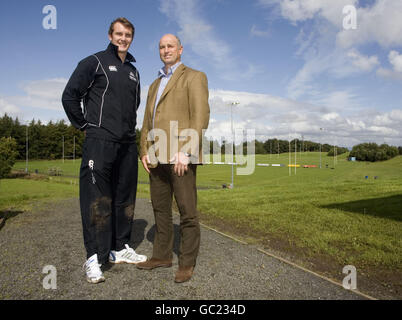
[{"x1": 62, "y1": 18, "x2": 146, "y2": 283}]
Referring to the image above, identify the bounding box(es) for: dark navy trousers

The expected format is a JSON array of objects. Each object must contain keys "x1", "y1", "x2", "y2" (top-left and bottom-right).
[{"x1": 79, "y1": 137, "x2": 138, "y2": 264}]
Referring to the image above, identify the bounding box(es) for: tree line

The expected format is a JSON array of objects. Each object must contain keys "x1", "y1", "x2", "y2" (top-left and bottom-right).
[
  {"x1": 1, "y1": 114, "x2": 401, "y2": 162},
  {"x1": 0, "y1": 114, "x2": 85, "y2": 160},
  {"x1": 212, "y1": 139, "x2": 349, "y2": 156}
]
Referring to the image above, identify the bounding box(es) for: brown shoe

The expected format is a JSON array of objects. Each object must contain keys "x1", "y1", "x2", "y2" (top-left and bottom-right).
[
  {"x1": 174, "y1": 266, "x2": 194, "y2": 283},
  {"x1": 136, "y1": 258, "x2": 172, "y2": 270}
]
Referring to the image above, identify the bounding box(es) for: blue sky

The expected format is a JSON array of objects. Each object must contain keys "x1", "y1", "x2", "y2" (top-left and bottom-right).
[{"x1": 1, "y1": 0, "x2": 402, "y2": 147}]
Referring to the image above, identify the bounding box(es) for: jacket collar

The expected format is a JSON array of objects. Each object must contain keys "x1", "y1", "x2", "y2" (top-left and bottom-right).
[
  {"x1": 158, "y1": 61, "x2": 183, "y2": 78},
  {"x1": 107, "y1": 42, "x2": 136, "y2": 63},
  {"x1": 154, "y1": 64, "x2": 186, "y2": 105}
]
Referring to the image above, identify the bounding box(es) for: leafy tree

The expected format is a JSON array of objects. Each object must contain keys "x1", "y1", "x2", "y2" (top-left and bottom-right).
[
  {"x1": 349, "y1": 143, "x2": 398, "y2": 162},
  {"x1": 0, "y1": 113, "x2": 14, "y2": 137},
  {"x1": 0, "y1": 137, "x2": 19, "y2": 178},
  {"x1": 254, "y1": 140, "x2": 267, "y2": 154},
  {"x1": 261, "y1": 138, "x2": 334, "y2": 154},
  {"x1": 0, "y1": 114, "x2": 85, "y2": 160},
  {"x1": 327, "y1": 147, "x2": 349, "y2": 156}
]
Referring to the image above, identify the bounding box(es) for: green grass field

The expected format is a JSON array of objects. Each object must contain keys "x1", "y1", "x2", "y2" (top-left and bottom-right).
[
  {"x1": 6, "y1": 153, "x2": 402, "y2": 273},
  {"x1": 197, "y1": 153, "x2": 402, "y2": 271}
]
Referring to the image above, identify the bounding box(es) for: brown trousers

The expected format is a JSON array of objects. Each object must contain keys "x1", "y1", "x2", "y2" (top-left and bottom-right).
[{"x1": 149, "y1": 164, "x2": 200, "y2": 267}]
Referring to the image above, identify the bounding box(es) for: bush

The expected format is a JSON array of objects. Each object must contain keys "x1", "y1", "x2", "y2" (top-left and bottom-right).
[
  {"x1": 0, "y1": 137, "x2": 19, "y2": 178},
  {"x1": 349, "y1": 143, "x2": 398, "y2": 162},
  {"x1": 327, "y1": 147, "x2": 349, "y2": 157}
]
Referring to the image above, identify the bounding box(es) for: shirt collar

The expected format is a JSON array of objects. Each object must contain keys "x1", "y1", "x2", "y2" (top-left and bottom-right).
[
  {"x1": 107, "y1": 42, "x2": 136, "y2": 63},
  {"x1": 158, "y1": 61, "x2": 182, "y2": 78}
]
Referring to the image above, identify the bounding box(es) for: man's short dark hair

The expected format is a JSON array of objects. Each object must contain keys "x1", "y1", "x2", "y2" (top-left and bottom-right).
[{"x1": 108, "y1": 17, "x2": 135, "y2": 36}]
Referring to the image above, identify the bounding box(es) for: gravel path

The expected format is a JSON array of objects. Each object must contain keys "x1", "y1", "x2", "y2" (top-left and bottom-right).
[{"x1": 0, "y1": 198, "x2": 368, "y2": 300}]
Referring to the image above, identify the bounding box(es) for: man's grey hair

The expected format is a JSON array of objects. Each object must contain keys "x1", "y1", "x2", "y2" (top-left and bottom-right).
[
  {"x1": 175, "y1": 35, "x2": 182, "y2": 47},
  {"x1": 159, "y1": 34, "x2": 183, "y2": 48}
]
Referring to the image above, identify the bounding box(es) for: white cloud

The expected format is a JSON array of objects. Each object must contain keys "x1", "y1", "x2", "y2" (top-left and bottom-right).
[
  {"x1": 347, "y1": 49, "x2": 379, "y2": 72},
  {"x1": 258, "y1": 0, "x2": 402, "y2": 99},
  {"x1": 0, "y1": 97, "x2": 21, "y2": 116},
  {"x1": 376, "y1": 50, "x2": 402, "y2": 81},
  {"x1": 312, "y1": 90, "x2": 361, "y2": 113},
  {"x1": 388, "y1": 50, "x2": 402, "y2": 73},
  {"x1": 159, "y1": 0, "x2": 258, "y2": 81},
  {"x1": 337, "y1": 0, "x2": 402, "y2": 49},
  {"x1": 322, "y1": 112, "x2": 341, "y2": 122},
  {"x1": 6, "y1": 78, "x2": 68, "y2": 111},
  {"x1": 264, "y1": 0, "x2": 402, "y2": 50},
  {"x1": 3, "y1": 80, "x2": 401, "y2": 147},
  {"x1": 367, "y1": 125, "x2": 399, "y2": 136},
  {"x1": 258, "y1": 0, "x2": 360, "y2": 99},
  {"x1": 287, "y1": 52, "x2": 331, "y2": 99},
  {"x1": 376, "y1": 68, "x2": 402, "y2": 81},
  {"x1": 373, "y1": 110, "x2": 402, "y2": 126},
  {"x1": 259, "y1": 0, "x2": 357, "y2": 26},
  {"x1": 205, "y1": 89, "x2": 402, "y2": 147},
  {"x1": 208, "y1": 89, "x2": 315, "y2": 119},
  {"x1": 0, "y1": 78, "x2": 72, "y2": 123},
  {"x1": 250, "y1": 25, "x2": 271, "y2": 38},
  {"x1": 159, "y1": 0, "x2": 231, "y2": 70},
  {"x1": 23, "y1": 78, "x2": 67, "y2": 101},
  {"x1": 2, "y1": 79, "x2": 149, "y2": 127}
]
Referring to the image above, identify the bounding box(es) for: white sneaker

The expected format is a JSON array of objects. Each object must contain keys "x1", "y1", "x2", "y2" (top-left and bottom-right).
[
  {"x1": 109, "y1": 244, "x2": 147, "y2": 264},
  {"x1": 83, "y1": 254, "x2": 105, "y2": 284}
]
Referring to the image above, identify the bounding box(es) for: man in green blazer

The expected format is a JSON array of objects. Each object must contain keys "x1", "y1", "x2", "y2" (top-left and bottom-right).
[{"x1": 137, "y1": 34, "x2": 210, "y2": 283}]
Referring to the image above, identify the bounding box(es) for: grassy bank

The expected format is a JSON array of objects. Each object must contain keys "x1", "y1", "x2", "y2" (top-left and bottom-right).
[
  {"x1": 0, "y1": 178, "x2": 78, "y2": 212},
  {"x1": 0, "y1": 172, "x2": 149, "y2": 213},
  {"x1": 8, "y1": 154, "x2": 402, "y2": 272},
  {"x1": 196, "y1": 154, "x2": 402, "y2": 270}
]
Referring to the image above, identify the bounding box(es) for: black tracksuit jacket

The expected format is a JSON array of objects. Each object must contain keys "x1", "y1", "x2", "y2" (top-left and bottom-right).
[{"x1": 62, "y1": 43, "x2": 140, "y2": 143}]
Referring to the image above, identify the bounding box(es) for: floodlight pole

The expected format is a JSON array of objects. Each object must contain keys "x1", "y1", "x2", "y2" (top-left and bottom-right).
[
  {"x1": 62, "y1": 135, "x2": 65, "y2": 164},
  {"x1": 73, "y1": 136, "x2": 76, "y2": 163},
  {"x1": 295, "y1": 136, "x2": 297, "y2": 175},
  {"x1": 229, "y1": 102, "x2": 239, "y2": 188},
  {"x1": 288, "y1": 134, "x2": 291, "y2": 176},
  {"x1": 25, "y1": 123, "x2": 28, "y2": 173},
  {"x1": 277, "y1": 141, "x2": 279, "y2": 158},
  {"x1": 319, "y1": 128, "x2": 323, "y2": 169},
  {"x1": 231, "y1": 103, "x2": 233, "y2": 188},
  {"x1": 335, "y1": 145, "x2": 337, "y2": 165},
  {"x1": 270, "y1": 141, "x2": 272, "y2": 159}
]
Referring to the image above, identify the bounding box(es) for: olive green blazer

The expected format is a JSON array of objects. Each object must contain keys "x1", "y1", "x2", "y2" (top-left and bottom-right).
[{"x1": 140, "y1": 64, "x2": 210, "y2": 166}]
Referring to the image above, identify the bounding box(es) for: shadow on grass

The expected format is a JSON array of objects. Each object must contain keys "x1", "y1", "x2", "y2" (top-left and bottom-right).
[
  {"x1": 0, "y1": 210, "x2": 24, "y2": 231},
  {"x1": 322, "y1": 194, "x2": 402, "y2": 222}
]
